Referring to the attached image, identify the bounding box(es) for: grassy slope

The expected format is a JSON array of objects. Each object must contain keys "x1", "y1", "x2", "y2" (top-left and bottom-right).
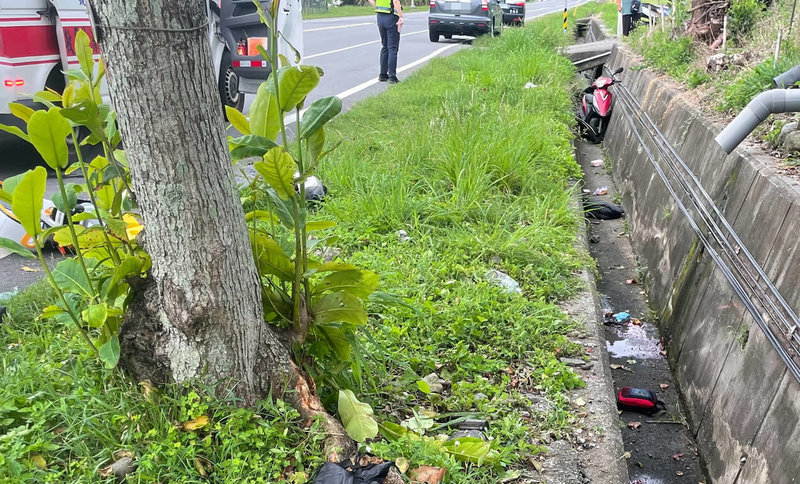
[{"x1": 0, "y1": 19, "x2": 586, "y2": 483}]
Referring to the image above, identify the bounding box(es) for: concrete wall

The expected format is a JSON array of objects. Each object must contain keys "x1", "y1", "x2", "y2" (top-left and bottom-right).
[{"x1": 602, "y1": 44, "x2": 800, "y2": 483}]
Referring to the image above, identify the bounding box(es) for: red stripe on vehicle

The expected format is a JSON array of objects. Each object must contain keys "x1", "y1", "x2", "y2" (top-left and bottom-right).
[
  {"x1": 0, "y1": 25, "x2": 59, "y2": 58},
  {"x1": 0, "y1": 17, "x2": 44, "y2": 22},
  {"x1": 0, "y1": 59, "x2": 58, "y2": 67}
]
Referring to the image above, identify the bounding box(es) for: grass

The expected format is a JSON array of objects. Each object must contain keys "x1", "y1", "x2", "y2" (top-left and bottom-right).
[
  {"x1": 1, "y1": 17, "x2": 588, "y2": 483},
  {"x1": 304, "y1": 5, "x2": 423, "y2": 19},
  {"x1": 572, "y1": 0, "x2": 618, "y2": 32}
]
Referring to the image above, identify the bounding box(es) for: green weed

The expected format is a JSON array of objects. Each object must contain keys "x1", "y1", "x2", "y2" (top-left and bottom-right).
[{"x1": 628, "y1": 29, "x2": 695, "y2": 80}]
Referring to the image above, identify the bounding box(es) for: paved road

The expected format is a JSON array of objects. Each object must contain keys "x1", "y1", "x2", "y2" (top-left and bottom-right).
[{"x1": 0, "y1": 0, "x2": 587, "y2": 294}]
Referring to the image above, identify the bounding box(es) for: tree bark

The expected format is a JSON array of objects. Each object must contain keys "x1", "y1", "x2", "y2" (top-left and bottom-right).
[{"x1": 87, "y1": 0, "x2": 353, "y2": 457}]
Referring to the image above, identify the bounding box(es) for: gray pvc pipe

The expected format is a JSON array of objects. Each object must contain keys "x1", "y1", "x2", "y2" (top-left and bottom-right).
[
  {"x1": 774, "y1": 65, "x2": 800, "y2": 88},
  {"x1": 715, "y1": 89, "x2": 800, "y2": 154}
]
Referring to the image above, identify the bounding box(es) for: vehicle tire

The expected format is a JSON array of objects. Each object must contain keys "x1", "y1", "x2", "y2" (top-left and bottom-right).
[
  {"x1": 429, "y1": 29, "x2": 440, "y2": 42},
  {"x1": 218, "y1": 50, "x2": 244, "y2": 119}
]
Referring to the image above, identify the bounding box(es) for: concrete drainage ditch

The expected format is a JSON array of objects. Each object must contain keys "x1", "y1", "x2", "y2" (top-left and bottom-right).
[{"x1": 577, "y1": 140, "x2": 706, "y2": 483}]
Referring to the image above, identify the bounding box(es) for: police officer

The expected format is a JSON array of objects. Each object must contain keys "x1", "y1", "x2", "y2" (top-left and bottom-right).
[{"x1": 368, "y1": 0, "x2": 404, "y2": 83}]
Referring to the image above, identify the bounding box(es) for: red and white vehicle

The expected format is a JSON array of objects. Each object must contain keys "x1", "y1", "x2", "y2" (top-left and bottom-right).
[{"x1": 0, "y1": 0, "x2": 274, "y2": 128}]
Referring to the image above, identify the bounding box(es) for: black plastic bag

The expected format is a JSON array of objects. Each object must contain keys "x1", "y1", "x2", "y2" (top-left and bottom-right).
[
  {"x1": 584, "y1": 197, "x2": 625, "y2": 220},
  {"x1": 313, "y1": 461, "x2": 394, "y2": 484}
]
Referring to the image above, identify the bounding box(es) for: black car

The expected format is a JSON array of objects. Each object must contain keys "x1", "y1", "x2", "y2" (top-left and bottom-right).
[
  {"x1": 428, "y1": 0, "x2": 503, "y2": 42},
  {"x1": 499, "y1": 0, "x2": 526, "y2": 25}
]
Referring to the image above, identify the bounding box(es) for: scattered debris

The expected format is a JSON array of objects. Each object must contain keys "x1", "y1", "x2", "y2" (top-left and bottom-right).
[
  {"x1": 314, "y1": 459, "x2": 394, "y2": 484},
  {"x1": 659, "y1": 383, "x2": 669, "y2": 390},
  {"x1": 560, "y1": 357, "x2": 586, "y2": 367},
  {"x1": 593, "y1": 186, "x2": 608, "y2": 196},
  {"x1": 396, "y1": 230, "x2": 412, "y2": 243},
  {"x1": 590, "y1": 159, "x2": 605, "y2": 167},
  {"x1": 485, "y1": 269, "x2": 522, "y2": 294},
  {"x1": 524, "y1": 82, "x2": 538, "y2": 89},
  {"x1": 99, "y1": 454, "x2": 137, "y2": 482},
  {"x1": 627, "y1": 421, "x2": 642, "y2": 429},
  {"x1": 631, "y1": 318, "x2": 643, "y2": 326},
  {"x1": 613, "y1": 312, "x2": 631, "y2": 324},
  {"x1": 617, "y1": 387, "x2": 659, "y2": 413},
  {"x1": 409, "y1": 465, "x2": 446, "y2": 484},
  {"x1": 673, "y1": 453, "x2": 684, "y2": 461},
  {"x1": 422, "y1": 373, "x2": 445, "y2": 394},
  {"x1": 574, "y1": 397, "x2": 587, "y2": 407},
  {"x1": 625, "y1": 278, "x2": 637, "y2": 285},
  {"x1": 21, "y1": 266, "x2": 39, "y2": 272}
]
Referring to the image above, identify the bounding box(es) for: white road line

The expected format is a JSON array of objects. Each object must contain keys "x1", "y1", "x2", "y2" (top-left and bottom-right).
[
  {"x1": 286, "y1": 43, "x2": 460, "y2": 126},
  {"x1": 305, "y1": 22, "x2": 372, "y2": 32},
  {"x1": 305, "y1": 29, "x2": 427, "y2": 60}
]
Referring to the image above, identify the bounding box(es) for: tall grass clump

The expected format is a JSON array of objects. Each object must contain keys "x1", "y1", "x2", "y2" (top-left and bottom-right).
[{"x1": 628, "y1": 28, "x2": 695, "y2": 79}]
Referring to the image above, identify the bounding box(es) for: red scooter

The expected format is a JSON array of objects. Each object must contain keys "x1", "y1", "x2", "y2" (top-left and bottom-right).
[{"x1": 577, "y1": 67, "x2": 624, "y2": 143}]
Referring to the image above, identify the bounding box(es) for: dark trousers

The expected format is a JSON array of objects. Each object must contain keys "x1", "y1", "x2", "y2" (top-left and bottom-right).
[
  {"x1": 377, "y1": 13, "x2": 399, "y2": 78},
  {"x1": 621, "y1": 13, "x2": 640, "y2": 36}
]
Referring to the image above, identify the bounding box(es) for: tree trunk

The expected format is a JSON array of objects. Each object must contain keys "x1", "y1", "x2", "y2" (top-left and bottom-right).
[
  {"x1": 87, "y1": 0, "x2": 352, "y2": 457},
  {"x1": 688, "y1": 0, "x2": 729, "y2": 46}
]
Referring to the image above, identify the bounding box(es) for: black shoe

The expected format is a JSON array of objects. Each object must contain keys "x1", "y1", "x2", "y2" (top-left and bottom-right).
[
  {"x1": 388, "y1": 76, "x2": 400, "y2": 84},
  {"x1": 378, "y1": 74, "x2": 389, "y2": 82}
]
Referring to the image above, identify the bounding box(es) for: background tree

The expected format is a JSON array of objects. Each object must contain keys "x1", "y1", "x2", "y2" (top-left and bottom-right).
[{"x1": 86, "y1": 0, "x2": 352, "y2": 455}]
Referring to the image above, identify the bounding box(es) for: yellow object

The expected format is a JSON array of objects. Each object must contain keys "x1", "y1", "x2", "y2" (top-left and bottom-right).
[{"x1": 123, "y1": 213, "x2": 143, "y2": 240}]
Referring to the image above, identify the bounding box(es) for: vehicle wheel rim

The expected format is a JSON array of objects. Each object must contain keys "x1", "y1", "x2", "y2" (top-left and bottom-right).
[{"x1": 224, "y1": 67, "x2": 240, "y2": 106}]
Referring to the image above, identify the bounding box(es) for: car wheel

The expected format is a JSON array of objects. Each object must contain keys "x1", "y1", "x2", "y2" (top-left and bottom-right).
[
  {"x1": 219, "y1": 50, "x2": 244, "y2": 119},
  {"x1": 429, "y1": 29, "x2": 440, "y2": 42}
]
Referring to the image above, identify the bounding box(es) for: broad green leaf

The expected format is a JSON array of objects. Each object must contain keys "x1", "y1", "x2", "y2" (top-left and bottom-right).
[
  {"x1": 401, "y1": 410, "x2": 434, "y2": 433},
  {"x1": 245, "y1": 210, "x2": 280, "y2": 224},
  {"x1": 338, "y1": 389, "x2": 378, "y2": 442},
  {"x1": 228, "y1": 134, "x2": 278, "y2": 161},
  {"x1": 98, "y1": 335, "x2": 120, "y2": 368},
  {"x1": 2, "y1": 172, "x2": 25, "y2": 195},
  {"x1": 0, "y1": 237, "x2": 35, "y2": 259},
  {"x1": 305, "y1": 261, "x2": 357, "y2": 277},
  {"x1": 312, "y1": 291, "x2": 367, "y2": 325},
  {"x1": 11, "y1": 167, "x2": 47, "y2": 238},
  {"x1": 305, "y1": 220, "x2": 336, "y2": 232},
  {"x1": 8, "y1": 102, "x2": 34, "y2": 123},
  {"x1": 0, "y1": 187, "x2": 10, "y2": 203},
  {"x1": 81, "y1": 303, "x2": 108, "y2": 328},
  {"x1": 225, "y1": 106, "x2": 251, "y2": 135},
  {"x1": 249, "y1": 83, "x2": 280, "y2": 141},
  {"x1": 106, "y1": 256, "x2": 146, "y2": 294},
  {"x1": 254, "y1": 146, "x2": 296, "y2": 200},
  {"x1": 278, "y1": 65, "x2": 320, "y2": 111},
  {"x1": 416, "y1": 379, "x2": 431, "y2": 395},
  {"x1": 314, "y1": 324, "x2": 351, "y2": 361},
  {"x1": 52, "y1": 258, "x2": 94, "y2": 298},
  {"x1": 40, "y1": 305, "x2": 66, "y2": 320},
  {"x1": 378, "y1": 421, "x2": 408, "y2": 442},
  {"x1": 441, "y1": 437, "x2": 500, "y2": 465},
  {"x1": 75, "y1": 30, "x2": 94, "y2": 79},
  {"x1": 251, "y1": 233, "x2": 294, "y2": 281},
  {"x1": 51, "y1": 183, "x2": 78, "y2": 214},
  {"x1": 314, "y1": 270, "x2": 379, "y2": 299},
  {"x1": 299, "y1": 96, "x2": 342, "y2": 140},
  {"x1": 306, "y1": 127, "x2": 325, "y2": 165},
  {"x1": 0, "y1": 123, "x2": 30, "y2": 142},
  {"x1": 33, "y1": 90, "x2": 62, "y2": 106},
  {"x1": 28, "y1": 108, "x2": 72, "y2": 169}
]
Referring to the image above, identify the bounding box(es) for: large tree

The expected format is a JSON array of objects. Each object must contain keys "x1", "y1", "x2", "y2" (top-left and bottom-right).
[
  {"x1": 688, "y1": 0, "x2": 729, "y2": 48},
  {"x1": 87, "y1": 0, "x2": 351, "y2": 455}
]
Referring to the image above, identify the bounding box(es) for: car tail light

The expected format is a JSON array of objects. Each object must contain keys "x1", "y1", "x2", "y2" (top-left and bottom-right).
[
  {"x1": 514, "y1": 1, "x2": 525, "y2": 5},
  {"x1": 430, "y1": 0, "x2": 435, "y2": 7},
  {"x1": 4, "y1": 79, "x2": 22, "y2": 87},
  {"x1": 481, "y1": 0, "x2": 488, "y2": 10}
]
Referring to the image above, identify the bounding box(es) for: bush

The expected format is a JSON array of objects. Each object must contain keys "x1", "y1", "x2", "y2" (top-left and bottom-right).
[
  {"x1": 718, "y1": 51, "x2": 800, "y2": 112},
  {"x1": 629, "y1": 30, "x2": 695, "y2": 79},
  {"x1": 729, "y1": 0, "x2": 766, "y2": 43}
]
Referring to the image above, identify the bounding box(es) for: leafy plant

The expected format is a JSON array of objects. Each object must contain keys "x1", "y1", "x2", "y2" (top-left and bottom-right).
[
  {"x1": 0, "y1": 30, "x2": 147, "y2": 368},
  {"x1": 227, "y1": 0, "x2": 380, "y2": 440},
  {"x1": 729, "y1": 0, "x2": 765, "y2": 43}
]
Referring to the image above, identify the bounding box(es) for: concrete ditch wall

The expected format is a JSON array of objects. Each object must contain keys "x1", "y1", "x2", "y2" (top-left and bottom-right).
[{"x1": 602, "y1": 44, "x2": 800, "y2": 483}]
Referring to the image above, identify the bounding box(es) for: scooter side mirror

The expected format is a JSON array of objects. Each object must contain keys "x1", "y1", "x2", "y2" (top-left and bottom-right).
[{"x1": 613, "y1": 67, "x2": 624, "y2": 75}]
